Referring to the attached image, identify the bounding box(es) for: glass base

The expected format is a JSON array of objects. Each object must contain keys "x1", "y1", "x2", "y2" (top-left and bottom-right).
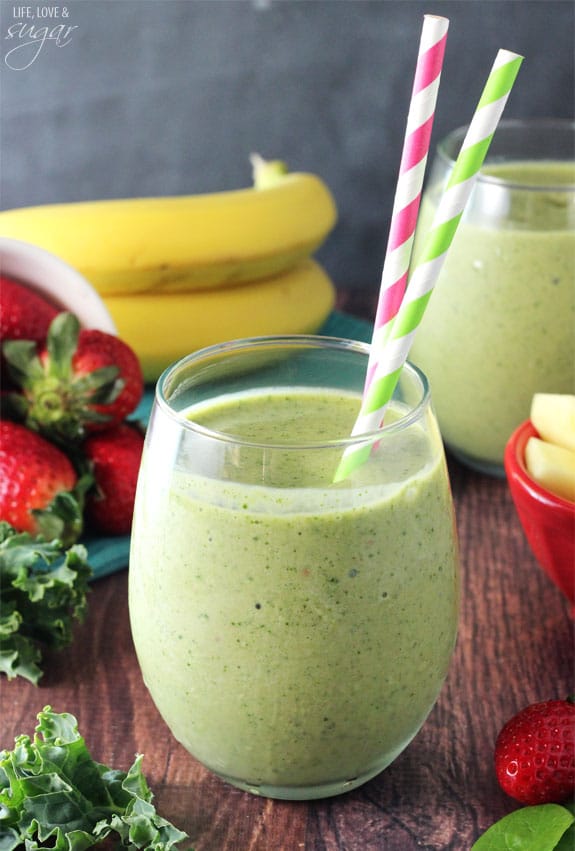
[
  {"x1": 215, "y1": 765, "x2": 386, "y2": 801},
  {"x1": 446, "y1": 444, "x2": 506, "y2": 478}
]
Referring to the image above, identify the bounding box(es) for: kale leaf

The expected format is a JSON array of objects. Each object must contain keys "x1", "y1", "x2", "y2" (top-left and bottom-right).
[
  {"x1": 0, "y1": 706, "x2": 188, "y2": 850},
  {"x1": 0, "y1": 522, "x2": 92, "y2": 684}
]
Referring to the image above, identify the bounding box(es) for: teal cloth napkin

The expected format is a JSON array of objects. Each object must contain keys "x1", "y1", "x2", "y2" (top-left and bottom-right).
[{"x1": 86, "y1": 311, "x2": 374, "y2": 580}]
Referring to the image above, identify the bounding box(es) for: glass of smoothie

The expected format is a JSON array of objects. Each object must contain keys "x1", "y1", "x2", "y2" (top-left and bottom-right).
[
  {"x1": 129, "y1": 335, "x2": 459, "y2": 800},
  {"x1": 409, "y1": 119, "x2": 575, "y2": 476}
]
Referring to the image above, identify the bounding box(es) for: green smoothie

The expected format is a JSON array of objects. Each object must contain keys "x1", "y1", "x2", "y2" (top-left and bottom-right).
[
  {"x1": 410, "y1": 160, "x2": 575, "y2": 470},
  {"x1": 129, "y1": 387, "x2": 459, "y2": 798}
]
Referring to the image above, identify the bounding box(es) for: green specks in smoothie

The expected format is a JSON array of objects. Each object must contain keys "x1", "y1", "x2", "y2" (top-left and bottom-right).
[
  {"x1": 322, "y1": 716, "x2": 336, "y2": 732},
  {"x1": 131, "y1": 386, "x2": 459, "y2": 790}
]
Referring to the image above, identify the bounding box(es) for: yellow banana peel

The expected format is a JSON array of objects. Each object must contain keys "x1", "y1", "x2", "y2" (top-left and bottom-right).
[
  {"x1": 0, "y1": 160, "x2": 337, "y2": 296},
  {"x1": 103, "y1": 259, "x2": 336, "y2": 382}
]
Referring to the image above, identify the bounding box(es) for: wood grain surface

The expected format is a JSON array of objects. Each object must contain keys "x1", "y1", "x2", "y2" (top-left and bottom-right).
[{"x1": 2, "y1": 300, "x2": 573, "y2": 851}]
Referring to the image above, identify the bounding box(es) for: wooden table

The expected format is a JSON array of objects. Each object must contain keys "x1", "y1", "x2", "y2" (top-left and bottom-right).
[{"x1": 2, "y1": 297, "x2": 573, "y2": 850}]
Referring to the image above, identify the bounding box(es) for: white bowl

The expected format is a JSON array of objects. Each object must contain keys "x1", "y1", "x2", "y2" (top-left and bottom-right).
[{"x1": 0, "y1": 236, "x2": 117, "y2": 333}]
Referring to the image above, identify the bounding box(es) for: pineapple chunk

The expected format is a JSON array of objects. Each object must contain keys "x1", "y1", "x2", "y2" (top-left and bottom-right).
[
  {"x1": 530, "y1": 393, "x2": 575, "y2": 452},
  {"x1": 525, "y1": 436, "x2": 575, "y2": 502}
]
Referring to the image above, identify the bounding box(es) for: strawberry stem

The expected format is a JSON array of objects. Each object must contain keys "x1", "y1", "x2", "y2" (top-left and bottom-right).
[{"x1": 3, "y1": 312, "x2": 122, "y2": 446}]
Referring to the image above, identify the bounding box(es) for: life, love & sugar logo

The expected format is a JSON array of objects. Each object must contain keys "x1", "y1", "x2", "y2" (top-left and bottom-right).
[{"x1": 3, "y1": 5, "x2": 79, "y2": 70}]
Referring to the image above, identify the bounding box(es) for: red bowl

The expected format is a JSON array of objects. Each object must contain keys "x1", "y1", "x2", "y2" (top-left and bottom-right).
[{"x1": 504, "y1": 420, "x2": 575, "y2": 608}]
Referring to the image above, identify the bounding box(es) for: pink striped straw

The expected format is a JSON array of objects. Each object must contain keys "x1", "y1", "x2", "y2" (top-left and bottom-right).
[{"x1": 366, "y1": 14, "x2": 449, "y2": 389}]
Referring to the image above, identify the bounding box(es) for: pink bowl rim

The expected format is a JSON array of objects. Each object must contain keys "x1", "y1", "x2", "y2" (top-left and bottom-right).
[{"x1": 504, "y1": 419, "x2": 575, "y2": 518}]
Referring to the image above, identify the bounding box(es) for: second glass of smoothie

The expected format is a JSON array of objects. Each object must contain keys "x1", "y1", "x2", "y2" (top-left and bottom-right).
[
  {"x1": 129, "y1": 335, "x2": 459, "y2": 800},
  {"x1": 410, "y1": 119, "x2": 575, "y2": 475}
]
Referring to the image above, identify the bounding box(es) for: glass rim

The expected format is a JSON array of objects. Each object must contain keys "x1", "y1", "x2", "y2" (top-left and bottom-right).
[
  {"x1": 437, "y1": 118, "x2": 575, "y2": 191},
  {"x1": 155, "y1": 335, "x2": 431, "y2": 451}
]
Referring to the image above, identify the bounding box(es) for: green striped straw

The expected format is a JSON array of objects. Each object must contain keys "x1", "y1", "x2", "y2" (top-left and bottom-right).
[{"x1": 334, "y1": 48, "x2": 523, "y2": 482}]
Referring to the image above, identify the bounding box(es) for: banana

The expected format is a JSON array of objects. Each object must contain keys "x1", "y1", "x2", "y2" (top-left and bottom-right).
[
  {"x1": 102, "y1": 259, "x2": 336, "y2": 382},
  {"x1": 0, "y1": 158, "x2": 337, "y2": 296}
]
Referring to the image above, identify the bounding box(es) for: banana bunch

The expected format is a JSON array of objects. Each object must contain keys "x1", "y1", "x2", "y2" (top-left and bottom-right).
[
  {"x1": 104, "y1": 260, "x2": 335, "y2": 381},
  {"x1": 0, "y1": 156, "x2": 338, "y2": 380}
]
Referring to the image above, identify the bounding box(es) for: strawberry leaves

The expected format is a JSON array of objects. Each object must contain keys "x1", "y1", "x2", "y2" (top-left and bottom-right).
[
  {"x1": 30, "y1": 473, "x2": 94, "y2": 547},
  {"x1": 3, "y1": 313, "x2": 124, "y2": 445}
]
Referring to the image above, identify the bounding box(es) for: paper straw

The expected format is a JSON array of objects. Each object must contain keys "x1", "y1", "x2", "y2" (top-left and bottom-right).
[
  {"x1": 335, "y1": 48, "x2": 523, "y2": 482},
  {"x1": 366, "y1": 14, "x2": 449, "y2": 389}
]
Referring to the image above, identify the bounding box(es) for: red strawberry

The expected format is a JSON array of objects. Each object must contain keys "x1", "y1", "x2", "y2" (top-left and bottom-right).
[
  {"x1": 83, "y1": 422, "x2": 144, "y2": 536},
  {"x1": 0, "y1": 275, "x2": 59, "y2": 344},
  {"x1": 3, "y1": 312, "x2": 143, "y2": 444},
  {"x1": 494, "y1": 697, "x2": 575, "y2": 805},
  {"x1": 66, "y1": 327, "x2": 144, "y2": 427},
  {"x1": 0, "y1": 420, "x2": 85, "y2": 545}
]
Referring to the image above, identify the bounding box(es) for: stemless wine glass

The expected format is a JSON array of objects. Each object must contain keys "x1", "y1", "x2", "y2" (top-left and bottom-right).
[
  {"x1": 410, "y1": 119, "x2": 575, "y2": 476},
  {"x1": 129, "y1": 335, "x2": 459, "y2": 800}
]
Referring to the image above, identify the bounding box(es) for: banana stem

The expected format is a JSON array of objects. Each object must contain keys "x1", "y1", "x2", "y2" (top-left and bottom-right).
[{"x1": 250, "y1": 152, "x2": 289, "y2": 189}]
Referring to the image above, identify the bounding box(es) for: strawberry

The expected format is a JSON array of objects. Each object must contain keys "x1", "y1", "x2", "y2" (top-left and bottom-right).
[
  {"x1": 494, "y1": 697, "x2": 575, "y2": 805},
  {"x1": 0, "y1": 275, "x2": 59, "y2": 344},
  {"x1": 83, "y1": 422, "x2": 144, "y2": 536},
  {"x1": 69, "y1": 327, "x2": 143, "y2": 424},
  {"x1": 0, "y1": 420, "x2": 86, "y2": 545},
  {"x1": 3, "y1": 312, "x2": 143, "y2": 444}
]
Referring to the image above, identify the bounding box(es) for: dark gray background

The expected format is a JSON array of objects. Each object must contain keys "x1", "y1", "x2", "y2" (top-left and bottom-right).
[{"x1": 1, "y1": 0, "x2": 573, "y2": 294}]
